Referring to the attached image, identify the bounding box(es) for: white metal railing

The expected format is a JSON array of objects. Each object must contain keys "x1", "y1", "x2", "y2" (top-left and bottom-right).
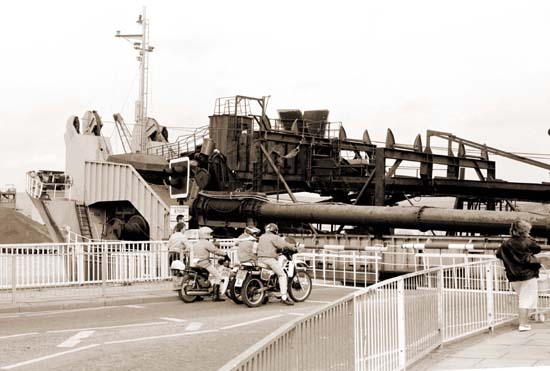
[
  {"x1": 65, "y1": 230, "x2": 98, "y2": 244},
  {"x1": 221, "y1": 259, "x2": 517, "y2": 371},
  {"x1": 26, "y1": 171, "x2": 72, "y2": 200},
  {"x1": 296, "y1": 246, "x2": 496, "y2": 288},
  {"x1": 0, "y1": 241, "x2": 169, "y2": 299}
]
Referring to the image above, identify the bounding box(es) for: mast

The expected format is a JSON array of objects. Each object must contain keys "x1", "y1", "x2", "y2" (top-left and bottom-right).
[{"x1": 115, "y1": 7, "x2": 154, "y2": 153}]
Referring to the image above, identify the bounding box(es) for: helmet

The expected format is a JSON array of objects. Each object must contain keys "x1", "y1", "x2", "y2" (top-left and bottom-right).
[
  {"x1": 245, "y1": 226, "x2": 261, "y2": 236},
  {"x1": 198, "y1": 226, "x2": 213, "y2": 239},
  {"x1": 170, "y1": 260, "x2": 185, "y2": 271},
  {"x1": 265, "y1": 223, "x2": 278, "y2": 234}
]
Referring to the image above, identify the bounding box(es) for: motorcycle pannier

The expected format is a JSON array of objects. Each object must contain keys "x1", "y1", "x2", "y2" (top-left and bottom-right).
[{"x1": 261, "y1": 268, "x2": 274, "y2": 281}]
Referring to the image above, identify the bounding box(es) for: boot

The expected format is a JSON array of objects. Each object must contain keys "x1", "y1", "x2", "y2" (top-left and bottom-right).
[
  {"x1": 281, "y1": 296, "x2": 294, "y2": 306},
  {"x1": 212, "y1": 284, "x2": 225, "y2": 302}
]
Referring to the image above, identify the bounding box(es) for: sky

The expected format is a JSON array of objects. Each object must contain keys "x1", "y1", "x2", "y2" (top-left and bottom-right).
[{"x1": 2, "y1": 0, "x2": 550, "y2": 191}]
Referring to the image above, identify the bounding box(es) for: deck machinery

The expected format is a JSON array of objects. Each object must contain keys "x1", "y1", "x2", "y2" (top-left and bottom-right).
[{"x1": 149, "y1": 95, "x2": 550, "y2": 239}]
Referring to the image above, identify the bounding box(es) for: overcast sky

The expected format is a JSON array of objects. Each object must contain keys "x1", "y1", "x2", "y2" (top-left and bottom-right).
[{"x1": 2, "y1": 0, "x2": 550, "y2": 191}]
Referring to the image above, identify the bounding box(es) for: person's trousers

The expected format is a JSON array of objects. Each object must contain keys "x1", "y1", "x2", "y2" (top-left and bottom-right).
[{"x1": 258, "y1": 257, "x2": 287, "y2": 297}]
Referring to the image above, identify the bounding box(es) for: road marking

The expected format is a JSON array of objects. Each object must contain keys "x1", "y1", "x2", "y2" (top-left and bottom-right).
[
  {"x1": 0, "y1": 332, "x2": 38, "y2": 340},
  {"x1": 185, "y1": 322, "x2": 202, "y2": 331},
  {"x1": 160, "y1": 317, "x2": 187, "y2": 323},
  {"x1": 220, "y1": 315, "x2": 283, "y2": 330},
  {"x1": 125, "y1": 305, "x2": 144, "y2": 309},
  {"x1": 287, "y1": 312, "x2": 305, "y2": 316},
  {"x1": 0, "y1": 343, "x2": 100, "y2": 370},
  {"x1": 103, "y1": 329, "x2": 219, "y2": 345},
  {"x1": 312, "y1": 285, "x2": 358, "y2": 290},
  {"x1": 307, "y1": 300, "x2": 332, "y2": 304},
  {"x1": 58, "y1": 330, "x2": 95, "y2": 348},
  {"x1": 0, "y1": 306, "x2": 121, "y2": 319},
  {"x1": 47, "y1": 321, "x2": 168, "y2": 333}
]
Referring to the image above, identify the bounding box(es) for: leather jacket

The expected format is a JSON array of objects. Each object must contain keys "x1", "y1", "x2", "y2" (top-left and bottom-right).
[{"x1": 496, "y1": 236, "x2": 541, "y2": 282}]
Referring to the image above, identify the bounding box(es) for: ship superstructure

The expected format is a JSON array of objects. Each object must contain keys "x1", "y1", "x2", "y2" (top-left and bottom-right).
[{"x1": 20, "y1": 10, "x2": 550, "y2": 255}]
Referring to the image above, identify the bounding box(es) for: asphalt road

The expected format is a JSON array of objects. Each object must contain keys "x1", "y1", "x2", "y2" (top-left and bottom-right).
[{"x1": 0, "y1": 286, "x2": 356, "y2": 371}]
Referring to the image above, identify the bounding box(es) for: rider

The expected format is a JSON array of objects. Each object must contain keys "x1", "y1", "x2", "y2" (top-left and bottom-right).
[
  {"x1": 237, "y1": 226, "x2": 261, "y2": 264},
  {"x1": 167, "y1": 222, "x2": 189, "y2": 267},
  {"x1": 191, "y1": 226, "x2": 228, "y2": 302},
  {"x1": 256, "y1": 223, "x2": 296, "y2": 306}
]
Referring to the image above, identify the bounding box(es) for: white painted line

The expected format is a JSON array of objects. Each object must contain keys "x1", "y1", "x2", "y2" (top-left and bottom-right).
[
  {"x1": 185, "y1": 322, "x2": 202, "y2": 331},
  {"x1": 103, "y1": 329, "x2": 219, "y2": 345},
  {"x1": 307, "y1": 300, "x2": 332, "y2": 304},
  {"x1": 160, "y1": 317, "x2": 187, "y2": 323},
  {"x1": 287, "y1": 312, "x2": 305, "y2": 316},
  {"x1": 47, "y1": 321, "x2": 168, "y2": 333},
  {"x1": 0, "y1": 343, "x2": 100, "y2": 370},
  {"x1": 311, "y1": 284, "x2": 359, "y2": 290},
  {"x1": 220, "y1": 315, "x2": 283, "y2": 330},
  {"x1": 16, "y1": 306, "x2": 121, "y2": 318},
  {"x1": 125, "y1": 305, "x2": 144, "y2": 309},
  {"x1": 58, "y1": 330, "x2": 95, "y2": 348},
  {"x1": 0, "y1": 332, "x2": 38, "y2": 340},
  {"x1": 0, "y1": 315, "x2": 19, "y2": 320}
]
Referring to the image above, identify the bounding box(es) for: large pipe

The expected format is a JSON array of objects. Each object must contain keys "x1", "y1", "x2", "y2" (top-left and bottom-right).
[
  {"x1": 259, "y1": 203, "x2": 550, "y2": 236},
  {"x1": 194, "y1": 196, "x2": 550, "y2": 237}
]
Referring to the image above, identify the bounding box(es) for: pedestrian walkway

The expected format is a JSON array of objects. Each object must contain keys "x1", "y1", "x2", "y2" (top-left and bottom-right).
[{"x1": 412, "y1": 320, "x2": 550, "y2": 370}]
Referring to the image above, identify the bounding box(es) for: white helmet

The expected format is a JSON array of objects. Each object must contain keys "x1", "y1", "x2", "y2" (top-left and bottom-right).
[
  {"x1": 198, "y1": 226, "x2": 213, "y2": 239},
  {"x1": 265, "y1": 223, "x2": 278, "y2": 234},
  {"x1": 245, "y1": 226, "x2": 261, "y2": 236},
  {"x1": 170, "y1": 260, "x2": 185, "y2": 271}
]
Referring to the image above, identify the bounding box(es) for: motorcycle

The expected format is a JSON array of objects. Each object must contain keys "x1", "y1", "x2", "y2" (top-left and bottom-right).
[
  {"x1": 171, "y1": 255, "x2": 231, "y2": 303},
  {"x1": 226, "y1": 261, "x2": 258, "y2": 305},
  {"x1": 240, "y1": 248, "x2": 312, "y2": 308}
]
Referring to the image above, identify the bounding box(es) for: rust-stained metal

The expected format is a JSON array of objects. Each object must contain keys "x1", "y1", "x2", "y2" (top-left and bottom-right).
[{"x1": 146, "y1": 95, "x2": 550, "y2": 238}]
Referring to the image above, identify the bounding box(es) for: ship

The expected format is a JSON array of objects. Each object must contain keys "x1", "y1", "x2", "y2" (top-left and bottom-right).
[{"x1": 15, "y1": 10, "x2": 550, "y2": 281}]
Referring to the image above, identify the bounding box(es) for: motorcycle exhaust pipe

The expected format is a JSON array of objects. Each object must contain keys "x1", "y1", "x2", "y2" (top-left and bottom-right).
[{"x1": 185, "y1": 290, "x2": 210, "y2": 295}]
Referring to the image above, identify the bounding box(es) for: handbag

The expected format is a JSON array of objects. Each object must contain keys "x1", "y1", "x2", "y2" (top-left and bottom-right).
[{"x1": 527, "y1": 254, "x2": 541, "y2": 267}]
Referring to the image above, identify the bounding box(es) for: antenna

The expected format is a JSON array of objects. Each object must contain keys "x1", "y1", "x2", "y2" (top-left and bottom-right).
[{"x1": 115, "y1": 7, "x2": 154, "y2": 153}]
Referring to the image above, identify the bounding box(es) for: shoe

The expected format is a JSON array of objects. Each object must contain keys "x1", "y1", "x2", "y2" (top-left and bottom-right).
[
  {"x1": 518, "y1": 325, "x2": 532, "y2": 332},
  {"x1": 281, "y1": 297, "x2": 294, "y2": 306},
  {"x1": 195, "y1": 296, "x2": 204, "y2": 302},
  {"x1": 212, "y1": 285, "x2": 225, "y2": 302}
]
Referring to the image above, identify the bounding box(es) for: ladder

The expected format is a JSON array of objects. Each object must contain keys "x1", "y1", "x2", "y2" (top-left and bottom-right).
[{"x1": 75, "y1": 204, "x2": 93, "y2": 240}]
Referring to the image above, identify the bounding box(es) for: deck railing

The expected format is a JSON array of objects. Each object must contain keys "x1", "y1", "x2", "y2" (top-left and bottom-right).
[
  {"x1": 221, "y1": 259, "x2": 517, "y2": 371},
  {"x1": 25, "y1": 172, "x2": 72, "y2": 200}
]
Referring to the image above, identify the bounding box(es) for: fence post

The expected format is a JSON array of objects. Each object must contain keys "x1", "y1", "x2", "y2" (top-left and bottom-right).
[
  {"x1": 353, "y1": 295, "x2": 361, "y2": 371},
  {"x1": 11, "y1": 255, "x2": 16, "y2": 305},
  {"x1": 101, "y1": 243, "x2": 107, "y2": 297},
  {"x1": 397, "y1": 279, "x2": 406, "y2": 369},
  {"x1": 437, "y1": 269, "x2": 444, "y2": 343},
  {"x1": 77, "y1": 243, "x2": 84, "y2": 285},
  {"x1": 486, "y1": 262, "x2": 495, "y2": 332}
]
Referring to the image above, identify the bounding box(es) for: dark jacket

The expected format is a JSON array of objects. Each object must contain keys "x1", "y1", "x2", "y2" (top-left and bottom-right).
[{"x1": 496, "y1": 236, "x2": 541, "y2": 282}]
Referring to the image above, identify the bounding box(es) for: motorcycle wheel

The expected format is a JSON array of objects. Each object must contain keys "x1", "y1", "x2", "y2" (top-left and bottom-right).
[
  {"x1": 241, "y1": 277, "x2": 265, "y2": 308},
  {"x1": 288, "y1": 271, "x2": 312, "y2": 302},
  {"x1": 179, "y1": 274, "x2": 198, "y2": 303},
  {"x1": 228, "y1": 278, "x2": 244, "y2": 305},
  {"x1": 225, "y1": 278, "x2": 235, "y2": 300}
]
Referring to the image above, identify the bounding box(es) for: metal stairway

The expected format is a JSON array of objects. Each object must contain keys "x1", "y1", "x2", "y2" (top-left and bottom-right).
[{"x1": 75, "y1": 203, "x2": 93, "y2": 240}]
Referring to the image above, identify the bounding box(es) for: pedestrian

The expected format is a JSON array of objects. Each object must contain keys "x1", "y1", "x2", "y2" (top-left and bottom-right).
[
  {"x1": 172, "y1": 214, "x2": 184, "y2": 233},
  {"x1": 496, "y1": 220, "x2": 541, "y2": 332},
  {"x1": 167, "y1": 222, "x2": 189, "y2": 266}
]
